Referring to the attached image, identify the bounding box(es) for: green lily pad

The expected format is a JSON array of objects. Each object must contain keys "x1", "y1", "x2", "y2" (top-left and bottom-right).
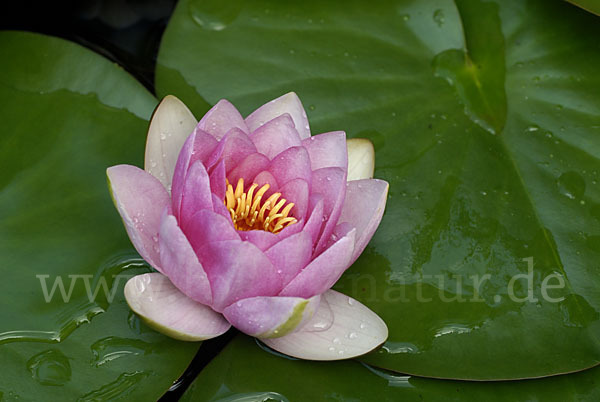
[
  {"x1": 181, "y1": 335, "x2": 600, "y2": 402},
  {"x1": 0, "y1": 31, "x2": 199, "y2": 400},
  {"x1": 156, "y1": 0, "x2": 600, "y2": 379}
]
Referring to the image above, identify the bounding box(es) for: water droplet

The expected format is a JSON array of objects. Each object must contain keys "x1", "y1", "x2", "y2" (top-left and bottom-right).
[
  {"x1": 338, "y1": 350, "x2": 345, "y2": 355},
  {"x1": 401, "y1": 14, "x2": 410, "y2": 21},
  {"x1": 308, "y1": 104, "x2": 316, "y2": 111},
  {"x1": 160, "y1": 132, "x2": 167, "y2": 140},
  {"x1": 526, "y1": 125, "x2": 539, "y2": 132},
  {"x1": 328, "y1": 346, "x2": 335, "y2": 352},
  {"x1": 188, "y1": 0, "x2": 241, "y2": 31},
  {"x1": 348, "y1": 332, "x2": 358, "y2": 339},
  {"x1": 481, "y1": 191, "x2": 487, "y2": 196},
  {"x1": 359, "y1": 322, "x2": 366, "y2": 329},
  {"x1": 27, "y1": 349, "x2": 71, "y2": 386},
  {"x1": 333, "y1": 337, "x2": 341, "y2": 344},
  {"x1": 557, "y1": 171, "x2": 586, "y2": 200},
  {"x1": 433, "y1": 9, "x2": 445, "y2": 27},
  {"x1": 347, "y1": 297, "x2": 354, "y2": 306},
  {"x1": 277, "y1": 269, "x2": 282, "y2": 274},
  {"x1": 289, "y1": 49, "x2": 295, "y2": 54}
]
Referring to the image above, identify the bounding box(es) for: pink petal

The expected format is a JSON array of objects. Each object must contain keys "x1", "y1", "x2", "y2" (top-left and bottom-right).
[
  {"x1": 246, "y1": 92, "x2": 311, "y2": 139},
  {"x1": 217, "y1": 128, "x2": 257, "y2": 173},
  {"x1": 238, "y1": 219, "x2": 304, "y2": 251},
  {"x1": 263, "y1": 290, "x2": 388, "y2": 360},
  {"x1": 253, "y1": 171, "x2": 279, "y2": 198},
  {"x1": 304, "y1": 195, "x2": 325, "y2": 245},
  {"x1": 268, "y1": 146, "x2": 312, "y2": 186},
  {"x1": 159, "y1": 214, "x2": 212, "y2": 305},
  {"x1": 209, "y1": 160, "x2": 227, "y2": 200},
  {"x1": 179, "y1": 160, "x2": 213, "y2": 225},
  {"x1": 311, "y1": 167, "x2": 347, "y2": 255},
  {"x1": 265, "y1": 231, "x2": 313, "y2": 287},
  {"x1": 249, "y1": 114, "x2": 301, "y2": 159},
  {"x1": 223, "y1": 294, "x2": 320, "y2": 338},
  {"x1": 339, "y1": 179, "x2": 389, "y2": 263},
  {"x1": 278, "y1": 178, "x2": 309, "y2": 221},
  {"x1": 227, "y1": 152, "x2": 271, "y2": 185},
  {"x1": 107, "y1": 165, "x2": 169, "y2": 273},
  {"x1": 197, "y1": 99, "x2": 249, "y2": 140},
  {"x1": 124, "y1": 273, "x2": 230, "y2": 341},
  {"x1": 279, "y1": 229, "x2": 356, "y2": 298},
  {"x1": 144, "y1": 95, "x2": 197, "y2": 191},
  {"x1": 195, "y1": 240, "x2": 281, "y2": 312},
  {"x1": 171, "y1": 129, "x2": 217, "y2": 218},
  {"x1": 184, "y1": 209, "x2": 240, "y2": 251},
  {"x1": 301, "y1": 131, "x2": 347, "y2": 171}
]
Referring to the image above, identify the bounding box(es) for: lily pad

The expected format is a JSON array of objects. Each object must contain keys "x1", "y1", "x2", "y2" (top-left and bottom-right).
[
  {"x1": 156, "y1": 0, "x2": 600, "y2": 379},
  {"x1": 0, "y1": 31, "x2": 199, "y2": 399},
  {"x1": 181, "y1": 335, "x2": 600, "y2": 402}
]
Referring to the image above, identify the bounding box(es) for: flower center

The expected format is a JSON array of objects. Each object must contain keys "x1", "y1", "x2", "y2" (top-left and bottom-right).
[{"x1": 224, "y1": 178, "x2": 297, "y2": 233}]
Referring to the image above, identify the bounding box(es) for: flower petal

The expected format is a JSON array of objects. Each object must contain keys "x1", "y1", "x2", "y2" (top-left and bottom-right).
[
  {"x1": 227, "y1": 152, "x2": 271, "y2": 185},
  {"x1": 171, "y1": 129, "x2": 218, "y2": 218},
  {"x1": 303, "y1": 195, "x2": 325, "y2": 245},
  {"x1": 107, "y1": 165, "x2": 169, "y2": 273},
  {"x1": 196, "y1": 240, "x2": 281, "y2": 312},
  {"x1": 278, "y1": 178, "x2": 309, "y2": 221},
  {"x1": 179, "y1": 160, "x2": 213, "y2": 225},
  {"x1": 144, "y1": 95, "x2": 197, "y2": 191},
  {"x1": 339, "y1": 179, "x2": 389, "y2": 263},
  {"x1": 268, "y1": 146, "x2": 312, "y2": 186},
  {"x1": 185, "y1": 209, "x2": 240, "y2": 250},
  {"x1": 279, "y1": 228, "x2": 355, "y2": 298},
  {"x1": 311, "y1": 167, "x2": 347, "y2": 255},
  {"x1": 209, "y1": 159, "x2": 227, "y2": 200},
  {"x1": 252, "y1": 171, "x2": 279, "y2": 198},
  {"x1": 263, "y1": 289, "x2": 388, "y2": 360},
  {"x1": 238, "y1": 219, "x2": 304, "y2": 251},
  {"x1": 265, "y1": 231, "x2": 313, "y2": 287},
  {"x1": 197, "y1": 99, "x2": 249, "y2": 140},
  {"x1": 217, "y1": 128, "x2": 258, "y2": 173},
  {"x1": 249, "y1": 113, "x2": 301, "y2": 159},
  {"x1": 124, "y1": 273, "x2": 229, "y2": 341},
  {"x1": 246, "y1": 92, "x2": 311, "y2": 139},
  {"x1": 347, "y1": 138, "x2": 375, "y2": 181},
  {"x1": 159, "y1": 213, "x2": 212, "y2": 305},
  {"x1": 223, "y1": 295, "x2": 320, "y2": 338},
  {"x1": 301, "y1": 131, "x2": 347, "y2": 171}
]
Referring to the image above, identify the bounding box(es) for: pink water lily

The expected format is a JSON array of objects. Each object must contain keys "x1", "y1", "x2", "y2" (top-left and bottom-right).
[{"x1": 107, "y1": 93, "x2": 389, "y2": 360}]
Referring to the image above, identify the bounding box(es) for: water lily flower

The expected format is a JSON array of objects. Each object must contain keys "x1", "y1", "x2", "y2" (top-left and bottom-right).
[{"x1": 107, "y1": 93, "x2": 389, "y2": 360}]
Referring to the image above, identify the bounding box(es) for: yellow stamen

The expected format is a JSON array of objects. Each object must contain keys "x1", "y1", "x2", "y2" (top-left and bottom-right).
[{"x1": 224, "y1": 178, "x2": 298, "y2": 233}]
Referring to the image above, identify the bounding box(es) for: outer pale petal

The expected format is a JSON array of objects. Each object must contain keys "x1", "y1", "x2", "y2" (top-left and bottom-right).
[
  {"x1": 196, "y1": 240, "x2": 282, "y2": 312},
  {"x1": 301, "y1": 131, "x2": 347, "y2": 171},
  {"x1": 246, "y1": 92, "x2": 311, "y2": 139},
  {"x1": 279, "y1": 229, "x2": 356, "y2": 298},
  {"x1": 124, "y1": 273, "x2": 230, "y2": 341},
  {"x1": 223, "y1": 294, "x2": 320, "y2": 338},
  {"x1": 249, "y1": 114, "x2": 301, "y2": 159},
  {"x1": 339, "y1": 179, "x2": 389, "y2": 263},
  {"x1": 159, "y1": 213, "x2": 213, "y2": 305},
  {"x1": 263, "y1": 289, "x2": 388, "y2": 360},
  {"x1": 347, "y1": 138, "x2": 375, "y2": 181},
  {"x1": 197, "y1": 99, "x2": 249, "y2": 140},
  {"x1": 107, "y1": 165, "x2": 169, "y2": 273},
  {"x1": 144, "y1": 95, "x2": 197, "y2": 191}
]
